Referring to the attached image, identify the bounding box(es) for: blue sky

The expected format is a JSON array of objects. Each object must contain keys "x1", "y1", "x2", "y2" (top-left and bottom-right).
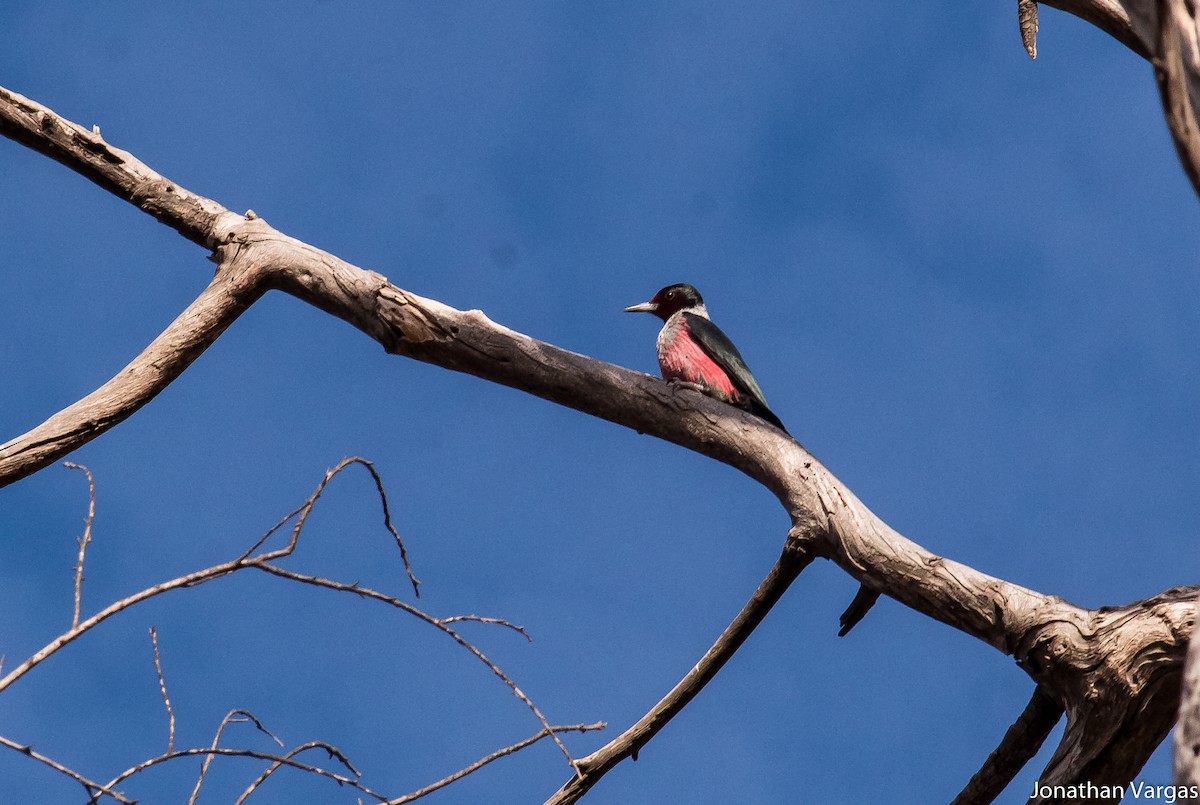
[{"x1": 1, "y1": 2, "x2": 1197, "y2": 803}]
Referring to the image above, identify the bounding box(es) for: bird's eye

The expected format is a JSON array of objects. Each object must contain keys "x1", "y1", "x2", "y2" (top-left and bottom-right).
[{"x1": 665, "y1": 291, "x2": 675, "y2": 300}]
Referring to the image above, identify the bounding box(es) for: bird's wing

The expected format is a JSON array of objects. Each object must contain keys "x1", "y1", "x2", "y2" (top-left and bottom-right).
[{"x1": 682, "y1": 312, "x2": 770, "y2": 409}]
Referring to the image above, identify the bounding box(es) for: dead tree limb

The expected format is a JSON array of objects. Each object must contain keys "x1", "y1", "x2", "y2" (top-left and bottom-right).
[
  {"x1": 1035, "y1": 0, "x2": 1151, "y2": 57},
  {"x1": 1025, "y1": 0, "x2": 1200, "y2": 196},
  {"x1": 546, "y1": 530, "x2": 818, "y2": 805},
  {"x1": 951, "y1": 687, "x2": 1064, "y2": 805},
  {"x1": 1153, "y1": 0, "x2": 1200, "y2": 196},
  {"x1": 0, "y1": 81, "x2": 1194, "y2": 802},
  {"x1": 1176, "y1": 592, "x2": 1200, "y2": 788}
]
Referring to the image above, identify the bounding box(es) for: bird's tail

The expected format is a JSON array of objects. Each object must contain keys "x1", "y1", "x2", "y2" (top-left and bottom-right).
[{"x1": 746, "y1": 399, "x2": 788, "y2": 434}]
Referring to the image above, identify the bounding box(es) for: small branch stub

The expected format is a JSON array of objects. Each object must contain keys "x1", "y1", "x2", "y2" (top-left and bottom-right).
[{"x1": 1020, "y1": 0, "x2": 1040, "y2": 58}]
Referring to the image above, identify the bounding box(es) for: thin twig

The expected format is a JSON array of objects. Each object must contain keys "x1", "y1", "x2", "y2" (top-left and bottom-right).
[
  {"x1": 254, "y1": 562, "x2": 577, "y2": 769},
  {"x1": 234, "y1": 457, "x2": 357, "y2": 562},
  {"x1": 234, "y1": 741, "x2": 370, "y2": 804},
  {"x1": 4, "y1": 459, "x2": 567, "y2": 801},
  {"x1": 63, "y1": 461, "x2": 95, "y2": 629},
  {"x1": 104, "y1": 746, "x2": 386, "y2": 803},
  {"x1": 235, "y1": 498, "x2": 310, "y2": 561},
  {"x1": 0, "y1": 734, "x2": 134, "y2": 804},
  {"x1": 544, "y1": 532, "x2": 818, "y2": 804},
  {"x1": 0, "y1": 555, "x2": 247, "y2": 695},
  {"x1": 389, "y1": 723, "x2": 606, "y2": 805},
  {"x1": 236, "y1": 458, "x2": 419, "y2": 599},
  {"x1": 438, "y1": 615, "x2": 531, "y2": 641},
  {"x1": 355, "y1": 457, "x2": 421, "y2": 597},
  {"x1": 0, "y1": 458, "x2": 417, "y2": 695},
  {"x1": 148, "y1": 626, "x2": 175, "y2": 754},
  {"x1": 188, "y1": 710, "x2": 283, "y2": 805}
]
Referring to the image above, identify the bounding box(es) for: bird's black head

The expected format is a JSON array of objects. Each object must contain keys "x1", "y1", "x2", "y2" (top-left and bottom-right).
[{"x1": 624, "y1": 283, "x2": 704, "y2": 321}]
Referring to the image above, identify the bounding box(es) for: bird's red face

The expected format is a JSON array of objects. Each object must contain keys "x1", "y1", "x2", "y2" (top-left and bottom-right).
[{"x1": 624, "y1": 283, "x2": 704, "y2": 321}]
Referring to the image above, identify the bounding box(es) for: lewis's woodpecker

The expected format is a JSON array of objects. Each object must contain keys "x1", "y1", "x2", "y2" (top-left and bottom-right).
[{"x1": 625, "y1": 283, "x2": 787, "y2": 432}]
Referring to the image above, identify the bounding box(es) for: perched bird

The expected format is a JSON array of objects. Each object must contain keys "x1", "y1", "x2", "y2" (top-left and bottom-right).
[{"x1": 625, "y1": 283, "x2": 787, "y2": 432}]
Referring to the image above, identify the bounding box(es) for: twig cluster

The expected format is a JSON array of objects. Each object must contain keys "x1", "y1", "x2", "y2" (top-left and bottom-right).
[{"x1": 0, "y1": 460, "x2": 601, "y2": 802}]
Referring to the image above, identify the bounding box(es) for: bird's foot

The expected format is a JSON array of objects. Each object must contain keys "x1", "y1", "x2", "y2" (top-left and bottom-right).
[{"x1": 666, "y1": 379, "x2": 706, "y2": 394}]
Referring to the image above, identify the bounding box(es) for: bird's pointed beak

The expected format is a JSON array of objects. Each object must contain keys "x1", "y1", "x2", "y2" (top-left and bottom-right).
[{"x1": 624, "y1": 301, "x2": 657, "y2": 314}]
